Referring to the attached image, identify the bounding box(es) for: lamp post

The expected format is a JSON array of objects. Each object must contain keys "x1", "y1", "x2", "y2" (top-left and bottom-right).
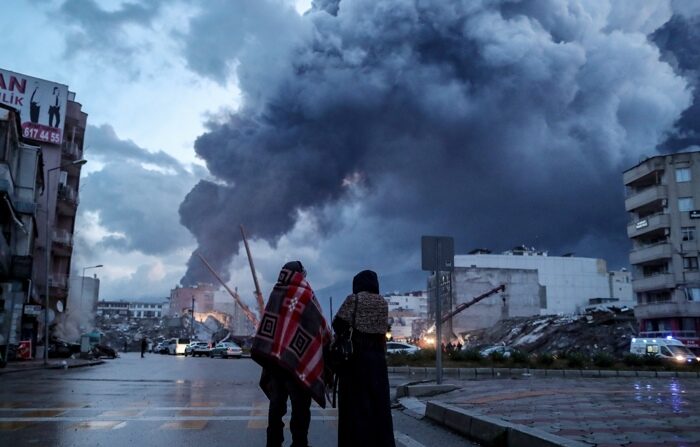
[
  {"x1": 80, "y1": 264, "x2": 103, "y2": 317},
  {"x1": 44, "y1": 159, "x2": 87, "y2": 365}
]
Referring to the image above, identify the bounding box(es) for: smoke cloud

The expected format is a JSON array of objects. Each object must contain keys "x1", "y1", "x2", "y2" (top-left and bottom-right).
[{"x1": 179, "y1": 0, "x2": 695, "y2": 286}]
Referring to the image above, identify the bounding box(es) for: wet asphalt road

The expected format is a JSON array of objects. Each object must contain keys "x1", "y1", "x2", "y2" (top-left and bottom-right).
[{"x1": 0, "y1": 353, "x2": 474, "y2": 447}]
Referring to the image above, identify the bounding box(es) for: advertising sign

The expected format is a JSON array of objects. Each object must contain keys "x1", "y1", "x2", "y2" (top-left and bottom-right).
[
  {"x1": 0, "y1": 68, "x2": 68, "y2": 145},
  {"x1": 691, "y1": 210, "x2": 700, "y2": 219}
]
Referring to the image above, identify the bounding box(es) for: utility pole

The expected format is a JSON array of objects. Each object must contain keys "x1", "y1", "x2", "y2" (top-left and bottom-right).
[{"x1": 191, "y1": 296, "x2": 195, "y2": 340}]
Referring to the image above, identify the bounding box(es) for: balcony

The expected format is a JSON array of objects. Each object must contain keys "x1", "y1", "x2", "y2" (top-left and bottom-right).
[
  {"x1": 57, "y1": 183, "x2": 78, "y2": 216},
  {"x1": 629, "y1": 242, "x2": 673, "y2": 265},
  {"x1": 623, "y1": 158, "x2": 665, "y2": 186},
  {"x1": 632, "y1": 273, "x2": 676, "y2": 292},
  {"x1": 634, "y1": 300, "x2": 700, "y2": 320},
  {"x1": 627, "y1": 213, "x2": 670, "y2": 238},
  {"x1": 61, "y1": 141, "x2": 81, "y2": 160},
  {"x1": 52, "y1": 229, "x2": 74, "y2": 257},
  {"x1": 49, "y1": 274, "x2": 68, "y2": 299},
  {"x1": 625, "y1": 185, "x2": 667, "y2": 212}
]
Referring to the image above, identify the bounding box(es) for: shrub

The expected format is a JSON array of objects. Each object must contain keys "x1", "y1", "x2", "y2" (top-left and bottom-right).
[
  {"x1": 623, "y1": 353, "x2": 643, "y2": 367},
  {"x1": 566, "y1": 351, "x2": 587, "y2": 368},
  {"x1": 489, "y1": 351, "x2": 507, "y2": 363},
  {"x1": 592, "y1": 352, "x2": 615, "y2": 368},
  {"x1": 455, "y1": 348, "x2": 482, "y2": 362},
  {"x1": 537, "y1": 353, "x2": 554, "y2": 366},
  {"x1": 509, "y1": 349, "x2": 530, "y2": 365}
]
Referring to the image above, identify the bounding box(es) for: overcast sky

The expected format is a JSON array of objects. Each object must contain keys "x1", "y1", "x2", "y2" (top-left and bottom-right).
[{"x1": 3, "y1": 0, "x2": 700, "y2": 306}]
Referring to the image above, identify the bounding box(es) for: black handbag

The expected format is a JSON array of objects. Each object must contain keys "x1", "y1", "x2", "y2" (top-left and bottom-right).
[{"x1": 329, "y1": 296, "x2": 358, "y2": 373}]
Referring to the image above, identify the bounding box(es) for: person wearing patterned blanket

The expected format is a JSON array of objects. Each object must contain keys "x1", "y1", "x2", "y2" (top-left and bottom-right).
[
  {"x1": 333, "y1": 270, "x2": 396, "y2": 447},
  {"x1": 251, "y1": 260, "x2": 331, "y2": 447}
]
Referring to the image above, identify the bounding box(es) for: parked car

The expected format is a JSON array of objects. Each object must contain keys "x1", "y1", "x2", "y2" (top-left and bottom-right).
[
  {"x1": 192, "y1": 343, "x2": 212, "y2": 357},
  {"x1": 184, "y1": 341, "x2": 209, "y2": 357},
  {"x1": 167, "y1": 338, "x2": 191, "y2": 355},
  {"x1": 479, "y1": 345, "x2": 513, "y2": 358},
  {"x1": 153, "y1": 342, "x2": 169, "y2": 354},
  {"x1": 386, "y1": 342, "x2": 420, "y2": 354},
  {"x1": 209, "y1": 342, "x2": 243, "y2": 359}
]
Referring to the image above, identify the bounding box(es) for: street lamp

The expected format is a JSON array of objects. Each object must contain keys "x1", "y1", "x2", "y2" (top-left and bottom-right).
[
  {"x1": 44, "y1": 158, "x2": 87, "y2": 365},
  {"x1": 80, "y1": 264, "x2": 103, "y2": 317}
]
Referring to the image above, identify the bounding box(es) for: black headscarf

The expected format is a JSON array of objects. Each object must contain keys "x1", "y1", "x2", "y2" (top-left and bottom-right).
[
  {"x1": 282, "y1": 260, "x2": 306, "y2": 276},
  {"x1": 352, "y1": 270, "x2": 379, "y2": 294}
]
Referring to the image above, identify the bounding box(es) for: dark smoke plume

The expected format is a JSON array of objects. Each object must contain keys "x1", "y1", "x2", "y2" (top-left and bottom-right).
[{"x1": 179, "y1": 0, "x2": 694, "y2": 286}]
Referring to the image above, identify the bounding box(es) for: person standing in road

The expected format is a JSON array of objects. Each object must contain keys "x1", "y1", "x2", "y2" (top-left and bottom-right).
[
  {"x1": 140, "y1": 337, "x2": 147, "y2": 358},
  {"x1": 333, "y1": 270, "x2": 396, "y2": 447},
  {"x1": 251, "y1": 261, "x2": 331, "y2": 447}
]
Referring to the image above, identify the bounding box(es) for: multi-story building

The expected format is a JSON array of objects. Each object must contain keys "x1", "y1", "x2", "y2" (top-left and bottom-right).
[
  {"x1": 129, "y1": 301, "x2": 166, "y2": 319},
  {"x1": 0, "y1": 69, "x2": 88, "y2": 353},
  {"x1": 0, "y1": 104, "x2": 43, "y2": 358},
  {"x1": 96, "y1": 301, "x2": 129, "y2": 318},
  {"x1": 169, "y1": 283, "x2": 215, "y2": 317},
  {"x1": 624, "y1": 151, "x2": 700, "y2": 350},
  {"x1": 385, "y1": 291, "x2": 427, "y2": 340}
]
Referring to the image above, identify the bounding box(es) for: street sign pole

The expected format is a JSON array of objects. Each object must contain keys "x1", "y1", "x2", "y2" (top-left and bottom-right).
[
  {"x1": 435, "y1": 241, "x2": 443, "y2": 384},
  {"x1": 421, "y1": 235, "x2": 454, "y2": 386}
]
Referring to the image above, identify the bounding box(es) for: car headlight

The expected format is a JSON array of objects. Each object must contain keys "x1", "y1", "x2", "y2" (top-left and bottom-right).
[{"x1": 675, "y1": 355, "x2": 685, "y2": 362}]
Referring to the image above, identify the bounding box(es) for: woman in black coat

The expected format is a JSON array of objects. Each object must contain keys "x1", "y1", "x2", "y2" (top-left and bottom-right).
[{"x1": 333, "y1": 270, "x2": 396, "y2": 447}]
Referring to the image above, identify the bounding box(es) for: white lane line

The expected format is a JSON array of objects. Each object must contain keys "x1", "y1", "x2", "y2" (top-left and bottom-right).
[
  {"x1": 0, "y1": 406, "x2": 329, "y2": 412},
  {"x1": 112, "y1": 422, "x2": 128, "y2": 430},
  {"x1": 394, "y1": 431, "x2": 426, "y2": 447}
]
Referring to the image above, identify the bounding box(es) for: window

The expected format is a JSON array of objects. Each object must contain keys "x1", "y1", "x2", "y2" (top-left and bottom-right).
[
  {"x1": 682, "y1": 227, "x2": 696, "y2": 241},
  {"x1": 688, "y1": 288, "x2": 700, "y2": 302},
  {"x1": 676, "y1": 168, "x2": 691, "y2": 182},
  {"x1": 683, "y1": 257, "x2": 698, "y2": 271},
  {"x1": 679, "y1": 197, "x2": 694, "y2": 212},
  {"x1": 660, "y1": 346, "x2": 673, "y2": 357}
]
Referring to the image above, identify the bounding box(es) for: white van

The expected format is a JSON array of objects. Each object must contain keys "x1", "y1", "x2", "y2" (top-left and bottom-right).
[
  {"x1": 630, "y1": 337, "x2": 698, "y2": 363},
  {"x1": 167, "y1": 338, "x2": 191, "y2": 355}
]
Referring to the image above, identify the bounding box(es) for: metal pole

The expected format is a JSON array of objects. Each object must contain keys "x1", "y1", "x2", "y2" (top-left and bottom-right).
[
  {"x1": 435, "y1": 241, "x2": 443, "y2": 384},
  {"x1": 44, "y1": 170, "x2": 51, "y2": 366},
  {"x1": 329, "y1": 296, "x2": 333, "y2": 322},
  {"x1": 191, "y1": 296, "x2": 195, "y2": 340}
]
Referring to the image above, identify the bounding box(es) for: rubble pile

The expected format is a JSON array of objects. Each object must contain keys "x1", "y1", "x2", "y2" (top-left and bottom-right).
[{"x1": 461, "y1": 307, "x2": 637, "y2": 358}]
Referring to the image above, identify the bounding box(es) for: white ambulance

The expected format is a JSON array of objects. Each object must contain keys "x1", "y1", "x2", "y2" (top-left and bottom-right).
[{"x1": 630, "y1": 336, "x2": 699, "y2": 363}]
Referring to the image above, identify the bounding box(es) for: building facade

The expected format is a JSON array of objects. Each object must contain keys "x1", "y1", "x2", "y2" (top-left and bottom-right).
[
  {"x1": 130, "y1": 302, "x2": 166, "y2": 319},
  {"x1": 169, "y1": 283, "x2": 215, "y2": 317},
  {"x1": 96, "y1": 301, "x2": 129, "y2": 318},
  {"x1": 454, "y1": 247, "x2": 634, "y2": 316},
  {"x1": 385, "y1": 291, "x2": 427, "y2": 340},
  {"x1": 0, "y1": 105, "x2": 43, "y2": 358},
  {"x1": 624, "y1": 151, "x2": 700, "y2": 350}
]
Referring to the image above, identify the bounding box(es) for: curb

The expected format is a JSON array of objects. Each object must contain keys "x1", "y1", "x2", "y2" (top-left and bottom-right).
[
  {"x1": 0, "y1": 359, "x2": 106, "y2": 376},
  {"x1": 387, "y1": 366, "x2": 700, "y2": 378},
  {"x1": 425, "y1": 401, "x2": 588, "y2": 447}
]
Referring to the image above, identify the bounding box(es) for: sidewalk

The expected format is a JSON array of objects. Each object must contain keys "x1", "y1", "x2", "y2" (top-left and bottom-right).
[
  {"x1": 397, "y1": 374, "x2": 700, "y2": 447},
  {"x1": 0, "y1": 357, "x2": 105, "y2": 375}
]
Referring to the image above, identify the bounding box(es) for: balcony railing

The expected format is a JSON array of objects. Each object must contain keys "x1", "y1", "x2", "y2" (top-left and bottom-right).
[
  {"x1": 632, "y1": 273, "x2": 675, "y2": 292},
  {"x1": 629, "y1": 242, "x2": 673, "y2": 265},
  {"x1": 625, "y1": 185, "x2": 667, "y2": 212},
  {"x1": 52, "y1": 229, "x2": 73, "y2": 246},
  {"x1": 639, "y1": 331, "x2": 698, "y2": 339},
  {"x1": 58, "y1": 183, "x2": 78, "y2": 204},
  {"x1": 634, "y1": 300, "x2": 700, "y2": 319},
  {"x1": 627, "y1": 213, "x2": 670, "y2": 238},
  {"x1": 623, "y1": 158, "x2": 665, "y2": 186},
  {"x1": 61, "y1": 141, "x2": 81, "y2": 160}
]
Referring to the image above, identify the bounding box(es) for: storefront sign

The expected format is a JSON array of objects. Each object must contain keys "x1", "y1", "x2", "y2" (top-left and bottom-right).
[
  {"x1": 635, "y1": 219, "x2": 648, "y2": 229},
  {"x1": 690, "y1": 210, "x2": 700, "y2": 219}
]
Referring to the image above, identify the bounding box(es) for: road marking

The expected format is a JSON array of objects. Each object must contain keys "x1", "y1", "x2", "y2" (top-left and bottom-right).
[
  {"x1": 72, "y1": 420, "x2": 122, "y2": 430},
  {"x1": 248, "y1": 402, "x2": 270, "y2": 429},
  {"x1": 112, "y1": 421, "x2": 128, "y2": 430},
  {"x1": 161, "y1": 420, "x2": 208, "y2": 430},
  {"x1": 0, "y1": 406, "x2": 331, "y2": 412},
  {"x1": 394, "y1": 431, "x2": 426, "y2": 447},
  {"x1": 0, "y1": 415, "x2": 337, "y2": 422},
  {"x1": 0, "y1": 421, "x2": 32, "y2": 431},
  {"x1": 99, "y1": 410, "x2": 143, "y2": 418}
]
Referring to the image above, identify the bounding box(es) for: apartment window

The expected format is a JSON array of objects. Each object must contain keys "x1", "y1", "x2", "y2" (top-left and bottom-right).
[
  {"x1": 684, "y1": 257, "x2": 699, "y2": 271},
  {"x1": 688, "y1": 288, "x2": 700, "y2": 302},
  {"x1": 682, "y1": 227, "x2": 696, "y2": 241},
  {"x1": 679, "y1": 197, "x2": 694, "y2": 212},
  {"x1": 676, "y1": 167, "x2": 691, "y2": 182},
  {"x1": 683, "y1": 256, "x2": 698, "y2": 270}
]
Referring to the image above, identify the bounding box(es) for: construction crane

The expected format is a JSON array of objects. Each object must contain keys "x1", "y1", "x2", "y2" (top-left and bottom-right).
[
  {"x1": 197, "y1": 252, "x2": 260, "y2": 328},
  {"x1": 240, "y1": 224, "x2": 265, "y2": 319},
  {"x1": 425, "y1": 284, "x2": 506, "y2": 335}
]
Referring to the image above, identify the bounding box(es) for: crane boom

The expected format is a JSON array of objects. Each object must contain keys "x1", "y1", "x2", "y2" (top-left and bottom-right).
[
  {"x1": 240, "y1": 224, "x2": 265, "y2": 319},
  {"x1": 440, "y1": 284, "x2": 506, "y2": 323},
  {"x1": 196, "y1": 252, "x2": 259, "y2": 328}
]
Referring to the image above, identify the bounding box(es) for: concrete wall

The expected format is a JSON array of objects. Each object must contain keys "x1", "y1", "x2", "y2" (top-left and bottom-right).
[
  {"x1": 451, "y1": 267, "x2": 541, "y2": 333},
  {"x1": 455, "y1": 254, "x2": 618, "y2": 314}
]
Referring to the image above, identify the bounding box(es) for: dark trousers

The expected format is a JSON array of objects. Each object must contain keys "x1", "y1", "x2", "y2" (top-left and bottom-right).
[{"x1": 265, "y1": 369, "x2": 312, "y2": 447}]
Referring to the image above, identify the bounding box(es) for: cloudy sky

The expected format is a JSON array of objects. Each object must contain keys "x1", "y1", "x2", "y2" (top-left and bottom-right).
[{"x1": 3, "y1": 0, "x2": 700, "y2": 306}]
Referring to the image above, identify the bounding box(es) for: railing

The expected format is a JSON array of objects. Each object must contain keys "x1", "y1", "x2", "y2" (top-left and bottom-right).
[
  {"x1": 52, "y1": 229, "x2": 73, "y2": 246},
  {"x1": 58, "y1": 183, "x2": 78, "y2": 204},
  {"x1": 61, "y1": 141, "x2": 81, "y2": 159}
]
